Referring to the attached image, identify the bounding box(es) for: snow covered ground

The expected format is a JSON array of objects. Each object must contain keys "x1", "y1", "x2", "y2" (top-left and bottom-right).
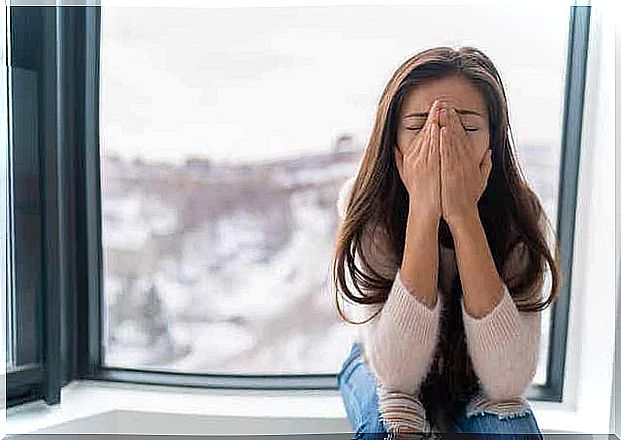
[{"x1": 100, "y1": 145, "x2": 555, "y2": 383}]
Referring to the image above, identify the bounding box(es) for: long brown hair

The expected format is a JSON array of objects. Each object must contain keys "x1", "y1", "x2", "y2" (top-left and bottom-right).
[{"x1": 332, "y1": 46, "x2": 563, "y2": 429}]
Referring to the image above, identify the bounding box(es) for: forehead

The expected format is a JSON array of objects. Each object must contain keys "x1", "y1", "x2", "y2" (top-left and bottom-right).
[{"x1": 401, "y1": 75, "x2": 487, "y2": 118}]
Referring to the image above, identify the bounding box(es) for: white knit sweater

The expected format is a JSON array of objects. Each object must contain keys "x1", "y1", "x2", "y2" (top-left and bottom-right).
[{"x1": 336, "y1": 176, "x2": 542, "y2": 434}]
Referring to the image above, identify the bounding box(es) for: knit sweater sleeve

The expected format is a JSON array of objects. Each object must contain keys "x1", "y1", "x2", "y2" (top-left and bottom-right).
[
  {"x1": 460, "y1": 242, "x2": 543, "y2": 400},
  {"x1": 336, "y1": 177, "x2": 442, "y2": 395},
  {"x1": 363, "y1": 270, "x2": 443, "y2": 395}
]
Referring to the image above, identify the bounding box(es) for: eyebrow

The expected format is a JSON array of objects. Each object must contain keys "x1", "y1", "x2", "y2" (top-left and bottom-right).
[{"x1": 403, "y1": 109, "x2": 484, "y2": 119}]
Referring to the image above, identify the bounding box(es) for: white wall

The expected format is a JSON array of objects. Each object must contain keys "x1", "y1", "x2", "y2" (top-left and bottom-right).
[{"x1": 612, "y1": 0, "x2": 620, "y2": 436}]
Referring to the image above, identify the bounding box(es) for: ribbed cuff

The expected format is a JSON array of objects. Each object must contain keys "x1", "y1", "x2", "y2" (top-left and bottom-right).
[
  {"x1": 376, "y1": 384, "x2": 431, "y2": 435},
  {"x1": 381, "y1": 269, "x2": 442, "y2": 345},
  {"x1": 461, "y1": 283, "x2": 522, "y2": 352}
]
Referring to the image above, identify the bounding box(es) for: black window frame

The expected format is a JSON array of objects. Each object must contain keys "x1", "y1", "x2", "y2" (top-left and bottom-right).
[{"x1": 5, "y1": 4, "x2": 590, "y2": 408}]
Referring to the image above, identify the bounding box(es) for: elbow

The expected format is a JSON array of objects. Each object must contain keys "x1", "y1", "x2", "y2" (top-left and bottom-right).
[
  {"x1": 365, "y1": 343, "x2": 433, "y2": 395},
  {"x1": 481, "y1": 380, "x2": 530, "y2": 401},
  {"x1": 470, "y1": 324, "x2": 541, "y2": 401},
  {"x1": 371, "y1": 364, "x2": 424, "y2": 395},
  {"x1": 376, "y1": 375, "x2": 421, "y2": 395},
  {"x1": 478, "y1": 359, "x2": 537, "y2": 401}
]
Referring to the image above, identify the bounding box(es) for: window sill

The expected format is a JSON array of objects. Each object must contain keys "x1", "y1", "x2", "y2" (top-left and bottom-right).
[{"x1": 4, "y1": 380, "x2": 603, "y2": 436}]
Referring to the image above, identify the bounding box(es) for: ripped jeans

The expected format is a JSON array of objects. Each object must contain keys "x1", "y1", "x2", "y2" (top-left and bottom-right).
[{"x1": 337, "y1": 342, "x2": 544, "y2": 439}]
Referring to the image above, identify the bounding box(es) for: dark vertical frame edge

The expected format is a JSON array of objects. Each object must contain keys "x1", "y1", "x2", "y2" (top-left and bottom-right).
[
  {"x1": 544, "y1": 3, "x2": 591, "y2": 403},
  {"x1": 78, "y1": 3, "x2": 102, "y2": 379},
  {"x1": 40, "y1": 5, "x2": 61, "y2": 406}
]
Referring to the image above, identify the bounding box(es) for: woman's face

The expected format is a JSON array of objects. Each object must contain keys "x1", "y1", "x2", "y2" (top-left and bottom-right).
[
  {"x1": 396, "y1": 74, "x2": 490, "y2": 165},
  {"x1": 396, "y1": 74, "x2": 491, "y2": 248}
]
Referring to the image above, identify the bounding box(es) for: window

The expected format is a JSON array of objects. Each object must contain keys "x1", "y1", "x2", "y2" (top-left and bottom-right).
[
  {"x1": 98, "y1": 3, "x2": 572, "y2": 386},
  {"x1": 6, "y1": 2, "x2": 588, "y2": 407},
  {"x1": 5, "y1": 7, "x2": 56, "y2": 407}
]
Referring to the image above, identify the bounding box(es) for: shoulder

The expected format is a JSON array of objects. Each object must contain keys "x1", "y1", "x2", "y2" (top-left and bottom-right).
[{"x1": 336, "y1": 175, "x2": 400, "y2": 278}]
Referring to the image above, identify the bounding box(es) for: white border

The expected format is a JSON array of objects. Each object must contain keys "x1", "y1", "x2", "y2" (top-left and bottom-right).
[{"x1": 4, "y1": 0, "x2": 616, "y2": 436}]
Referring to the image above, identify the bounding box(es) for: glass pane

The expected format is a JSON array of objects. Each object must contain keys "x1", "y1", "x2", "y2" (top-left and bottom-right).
[
  {"x1": 7, "y1": 66, "x2": 42, "y2": 371},
  {"x1": 100, "y1": 5, "x2": 569, "y2": 380}
]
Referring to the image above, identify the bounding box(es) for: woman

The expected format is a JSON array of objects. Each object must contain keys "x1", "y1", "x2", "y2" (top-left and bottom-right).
[{"x1": 332, "y1": 46, "x2": 562, "y2": 439}]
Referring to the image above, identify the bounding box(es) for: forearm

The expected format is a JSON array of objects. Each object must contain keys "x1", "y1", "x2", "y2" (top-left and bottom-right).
[
  {"x1": 451, "y1": 210, "x2": 542, "y2": 399},
  {"x1": 399, "y1": 204, "x2": 440, "y2": 310},
  {"x1": 363, "y1": 205, "x2": 442, "y2": 394},
  {"x1": 450, "y1": 209, "x2": 504, "y2": 319}
]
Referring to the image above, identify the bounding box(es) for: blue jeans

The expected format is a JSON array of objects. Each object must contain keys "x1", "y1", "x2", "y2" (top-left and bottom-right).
[{"x1": 337, "y1": 342, "x2": 545, "y2": 439}]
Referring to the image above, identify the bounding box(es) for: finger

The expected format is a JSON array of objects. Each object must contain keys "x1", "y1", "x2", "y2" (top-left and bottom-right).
[
  {"x1": 478, "y1": 147, "x2": 490, "y2": 167},
  {"x1": 407, "y1": 100, "x2": 442, "y2": 159},
  {"x1": 427, "y1": 99, "x2": 442, "y2": 128},
  {"x1": 438, "y1": 105, "x2": 448, "y2": 128},
  {"x1": 427, "y1": 120, "x2": 439, "y2": 163},
  {"x1": 422, "y1": 116, "x2": 435, "y2": 158},
  {"x1": 449, "y1": 127, "x2": 465, "y2": 163},
  {"x1": 420, "y1": 100, "x2": 441, "y2": 151},
  {"x1": 446, "y1": 126, "x2": 461, "y2": 168},
  {"x1": 406, "y1": 113, "x2": 432, "y2": 157},
  {"x1": 439, "y1": 126, "x2": 445, "y2": 166},
  {"x1": 480, "y1": 148, "x2": 492, "y2": 183},
  {"x1": 445, "y1": 107, "x2": 469, "y2": 162},
  {"x1": 448, "y1": 129, "x2": 456, "y2": 171},
  {"x1": 440, "y1": 126, "x2": 452, "y2": 172},
  {"x1": 448, "y1": 107, "x2": 467, "y2": 138},
  {"x1": 394, "y1": 147, "x2": 403, "y2": 177},
  {"x1": 478, "y1": 149, "x2": 492, "y2": 195},
  {"x1": 439, "y1": 125, "x2": 444, "y2": 171}
]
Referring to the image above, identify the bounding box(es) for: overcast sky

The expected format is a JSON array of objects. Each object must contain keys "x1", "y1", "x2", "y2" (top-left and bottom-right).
[{"x1": 99, "y1": 4, "x2": 569, "y2": 165}]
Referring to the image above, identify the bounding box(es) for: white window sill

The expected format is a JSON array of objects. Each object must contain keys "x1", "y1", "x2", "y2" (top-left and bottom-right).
[{"x1": 3, "y1": 380, "x2": 605, "y2": 436}]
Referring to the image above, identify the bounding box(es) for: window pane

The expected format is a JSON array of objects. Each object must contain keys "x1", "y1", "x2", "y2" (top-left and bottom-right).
[
  {"x1": 6, "y1": 66, "x2": 42, "y2": 372},
  {"x1": 100, "y1": 5, "x2": 569, "y2": 380}
]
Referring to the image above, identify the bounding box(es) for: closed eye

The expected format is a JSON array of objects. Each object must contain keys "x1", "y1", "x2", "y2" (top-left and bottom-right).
[{"x1": 406, "y1": 127, "x2": 479, "y2": 132}]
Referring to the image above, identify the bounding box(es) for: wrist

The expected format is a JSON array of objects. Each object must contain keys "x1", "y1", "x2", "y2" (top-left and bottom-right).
[
  {"x1": 447, "y1": 207, "x2": 481, "y2": 233},
  {"x1": 408, "y1": 204, "x2": 441, "y2": 227}
]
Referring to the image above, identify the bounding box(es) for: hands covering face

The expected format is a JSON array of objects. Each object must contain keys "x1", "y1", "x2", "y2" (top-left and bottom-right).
[
  {"x1": 395, "y1": 99, "x2": 492, "y2": 226},
  {"x1": 437, "y1": 104, "x2": 492, "y2": 225}
]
